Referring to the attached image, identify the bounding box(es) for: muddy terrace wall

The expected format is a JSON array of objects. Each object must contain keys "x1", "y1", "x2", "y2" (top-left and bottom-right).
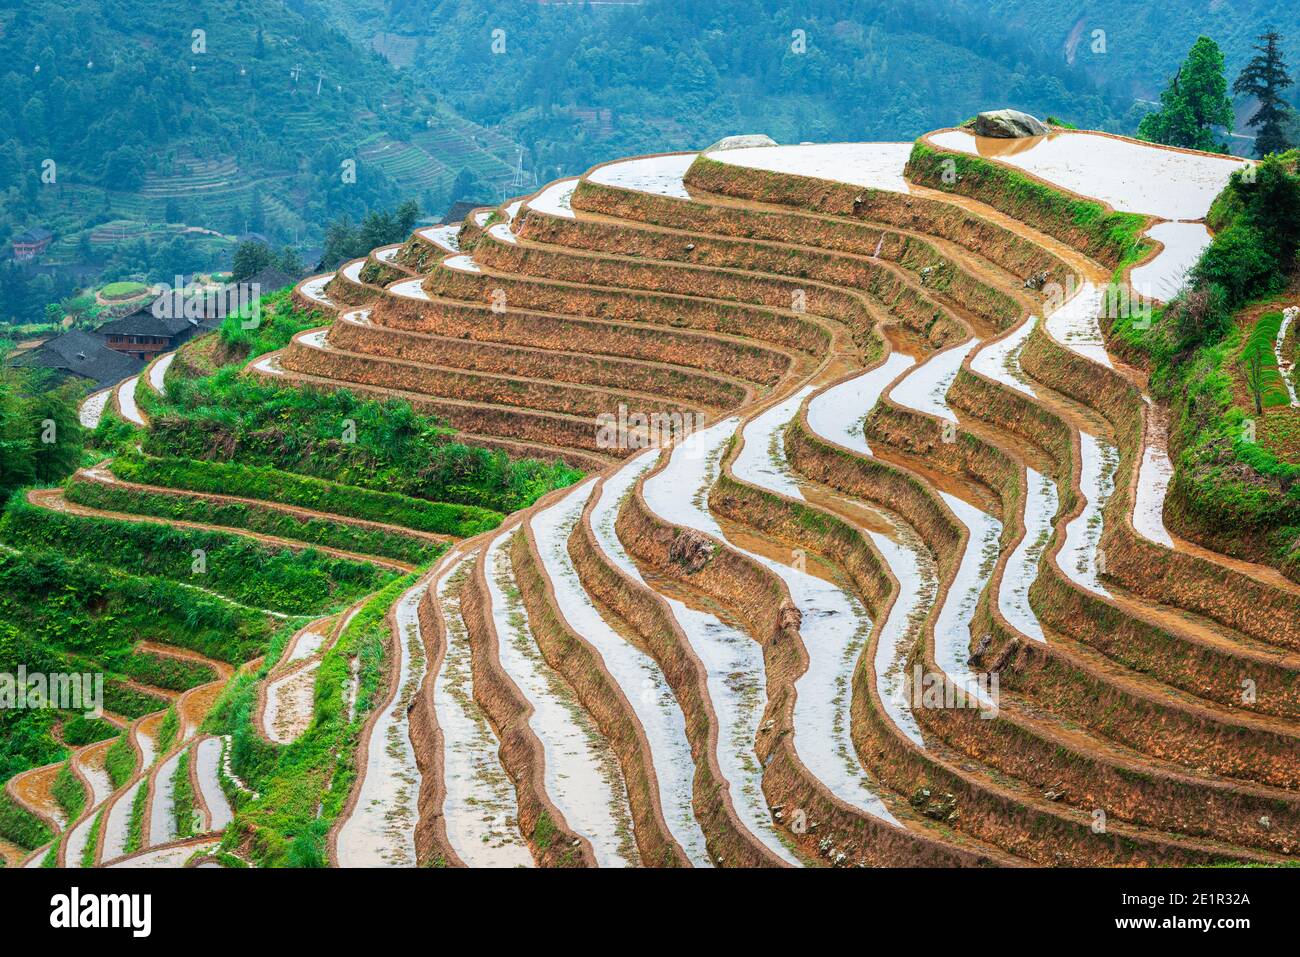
[
  {"x1": 683, "y1": 155, "x2": 1073, "y2": 287},
  {"x1": 979, "y1": 587, "x2": 1300, "y2": 796},
  {"x1": 857, "y1": 392, "x2": 1300, "y2": 849},
  {"x1": 325, "y1": 268, "x2": 379, "y2": 307},
  {"x1": 459, "y1": 544, "x2": 595, "y2": 867},
  {"x1": 368, "y1": 294, "x2": 793, "y2": 387},
  {"x1": 1067, "y1": 341, "x2": 1300, "y2": 648},
  {"x1": 290, "y1": 286, "x2": 337, "y2": 316},
  {"x1": 1017, "y1": 323, "x2": 1300, "y2": 706},
  {"x1": 520, "y1": 202, "x2": 984, "y2": 345},
  {"x1": 327, "y1": 317, "x2": 752, "y2": 412},
  {"x1": 396, "y1": 233, "x2": 448, "y2": 273},
  {"x1": 510, "y1": 527, "x2": 688, "y2": 867},
  {"x1": 466, "y1": 231, "x2": 880, "y2": 354},
  {"x1": 360, "y1": 258, "x2": 408, "y2": 287},
  {"x1": 942, "y1": 325, "x2": 1300, "y2": 762},
  {"x1": 906, "y1": 138, "x2": 1152, "y2": 271},
  {"x1": 615, "y1": 469, "x2": 986, "y2": 867},
  {"x1": 279, "y1": 335, "x2": 710, "y2": 424},
  {"x1": 566, "y1": 487, "x2": 785, "y2": 867},
  {"x1": 570, "y1": 180, "x2": 1022, "y2": 325},
  {"x1": 248, "y1": 361, "x2": 617, "y2": 469},
  {"x1": 425, "y1": 264, "x2": 831, "y2": 359},
  {"x1": 941, "y1": 363, "x2": 1300, "y2": 771},
  {"x1": 781, "y1": 414, "x2": 1263, "y2": 865}
]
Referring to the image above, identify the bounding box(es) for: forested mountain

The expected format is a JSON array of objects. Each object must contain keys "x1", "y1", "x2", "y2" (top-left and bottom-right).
[
  {"x1": 2, "y1": 0, "x2": 1294, "y2": 326},
  {"x1": 0, "y1": 0, "x2": 522, "y2": 287},
  {"x1": 318, "y1": 0, "x2": 1130, "y2": 187},
  {"x1": 951, "y1": 0, "x2": 1296, "y2": 103}
]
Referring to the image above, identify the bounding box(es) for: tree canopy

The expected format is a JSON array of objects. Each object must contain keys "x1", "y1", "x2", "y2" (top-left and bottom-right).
[
  {"x1": 1139, "y1": 36, "x2": 1234, "y2": 152},
  {"x1": 1234, "y1": 30, "x2": 1296, "y2": 157}
]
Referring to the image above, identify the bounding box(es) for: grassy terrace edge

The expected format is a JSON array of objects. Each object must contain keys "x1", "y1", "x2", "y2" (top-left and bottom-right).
[
  {"x1": 108, "y1": 454, "x2": 504, "y2": 539},
  {"x1": 208, "y1": 573, "x2": 418, "y2": 867},
  {"x1": 905, "y1": 139, "x2": 1152, "y2": 272}
]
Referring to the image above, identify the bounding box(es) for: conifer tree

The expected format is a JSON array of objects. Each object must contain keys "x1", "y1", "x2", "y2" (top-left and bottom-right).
[{"x1": 1234, "y1": 31, "x2": 1295, "y2": 157}]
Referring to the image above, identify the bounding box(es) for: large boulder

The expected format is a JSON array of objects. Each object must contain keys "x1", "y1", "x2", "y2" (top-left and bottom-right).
[
  {"x1": 973, "y1": 109, "x2": 1050, "y2": 138},
  {"x1": 705, "y1": 133, "x2": 778, "y2": 152}
]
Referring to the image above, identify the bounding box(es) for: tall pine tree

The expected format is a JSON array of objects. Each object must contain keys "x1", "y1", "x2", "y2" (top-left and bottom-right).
[
  {"x1": 1139, "y1": 36, "x2": 1234, "y2": 153},
  {"x1": 1234, "y1": 31, "x2": 1295, "y2": 158}
]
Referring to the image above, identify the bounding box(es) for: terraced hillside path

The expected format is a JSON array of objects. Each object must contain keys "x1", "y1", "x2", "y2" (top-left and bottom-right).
[
  {"x1": 80, "y1": 461, "x2": 453, "y2": 548},
  {"x1": 26, "y1": 484, "x2": 417, "y2": 574}
]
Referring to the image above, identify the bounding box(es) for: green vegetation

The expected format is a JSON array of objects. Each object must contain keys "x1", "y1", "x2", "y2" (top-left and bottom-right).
[
  {"x1": 51, "y1": 761, "x2": 85, "y2": 821},
  {"x1": 0, "y1": 515, "x2": 317, "y2": 794},
  {"x1": 81, "y1": 811, "x2": 103, "y2": 866},
  {"x1": 0, "y1": 495, "x2": 396, "y2": 616},
  {"x1": 123, "y1": 775, "x2": 149, "y2": 855},
  {"x1": 352, "y1": 0, "x2": 1126, "y2": 195},
  {"x1": 94, "y1": 649, "x2": 214, "y2": 694},
  {"x1": 147, "y1": 366, "x2": 582, "y2": 515},
  {"x1": 172, "y1": 750, "x2": 196, "y2": 839},
  {"x1": 1240, "y1": 312, "x2": 1291, "y2": 413},
  {"x1": 209, "y1": 289, "x2": 321, "y2": 371},
  {"x1": 0, "y1": 548, "x2": 278, "y2": 666},
  {"x1": 1138, "y1": 36, "x2": 1234, "y2": 153},
  {"x1": 206, "y1": 574, "x2": 417, "y2": 867},
  {"x1": 0, "y1": 697, "x2": 62, "y2": 788},
  {"x1": 230, "y1": 243, "x2": 303, "y2": 285},
  {"x1": 1233, "y1": 31, "x2": 1296, "y2": 158},
  {"x1": 60, "y1": 715, "x2": 117, "y2": 747},
  {"x1": 1111, "y1": 152, "x2": 1300, "y2": 576},
  {"x1": 104, "y1": 734, "x2": 137, "y2": 790},
  {"x1": 102, "y1": 683, "x2": 168, "y2": 722},
  {"x1": 155, "y1": 707, "x2": 180, "y2": 759},
  {"x1": 0, "y1": 0, "x2": 483, "y2": 324},
  {"x1": 111, "y1": 290, "x2": 580, "y2": 519},
  {"x1": 99, "y1": 282, "x2": 149, "y2": 301},
  {"x1": 111, "y1": 455, "x2": 503, "y2": 539},
  {"x1": 0, "y1": 790, "x2": 53, "y2": 851},
  {"x1": 0, "y1": 367, "x2": 86, "y2": 504},
  {"x1": 907, "y1": 141, "x2": 1151, "y2": 269},
  {"x1": 64, "y1": 476, "x2": 445, "y2": 566},
  {"x1": 319, "y1": 202, "x2": 422, "y2": 270}
]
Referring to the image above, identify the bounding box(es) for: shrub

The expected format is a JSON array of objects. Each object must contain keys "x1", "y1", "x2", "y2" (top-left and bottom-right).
[{"x1": 1190, "y1": 223, "x2": 1280, "y2": 307}]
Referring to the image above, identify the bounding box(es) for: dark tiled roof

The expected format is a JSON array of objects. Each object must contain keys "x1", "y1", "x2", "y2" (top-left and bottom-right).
[
  {"x1": 243, "y1": 267, "x2": 297, "y2": 292},
  {"x1": 12, "y1": 328, "x2": 144, "y2": 388},
  {"x1": 13, "y1": 227, "x2": 53, "y2": 245},
  {"x1": 95, "y1": 304, "x2": 193, "y2": 338},
  {"x1": 441, "y1": 200, "x2": 486, "y2": 225}
]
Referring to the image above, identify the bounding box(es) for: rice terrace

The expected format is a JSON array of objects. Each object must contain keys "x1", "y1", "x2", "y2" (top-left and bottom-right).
[{"x1": 1, "y1": 1, "x2": 1298, "y2": 939}]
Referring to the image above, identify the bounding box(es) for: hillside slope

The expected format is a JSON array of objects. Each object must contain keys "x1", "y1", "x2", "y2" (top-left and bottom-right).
[
  {"x1": 0, "y1": 0, "x2": 522, "y2": 266},
  {"x1": 317, "y1": 0, "x2": 1127, "y2": 186},
  {"x1": 132, "y1": 124, "x2": 1293, "y2": 869}
]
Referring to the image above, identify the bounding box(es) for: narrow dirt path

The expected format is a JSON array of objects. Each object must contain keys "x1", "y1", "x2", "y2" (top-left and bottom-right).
[{"x1": 27, "y1": 486, "x2": 415, "y2": 573}]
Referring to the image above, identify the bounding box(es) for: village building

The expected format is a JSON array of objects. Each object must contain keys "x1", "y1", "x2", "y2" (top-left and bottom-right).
[
  {"x1": 11, "y1": 227, "x2": 53, "y2": 261},
  {"x1": 11, "y1": 327, "x2": 144, "y2": 389}
]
